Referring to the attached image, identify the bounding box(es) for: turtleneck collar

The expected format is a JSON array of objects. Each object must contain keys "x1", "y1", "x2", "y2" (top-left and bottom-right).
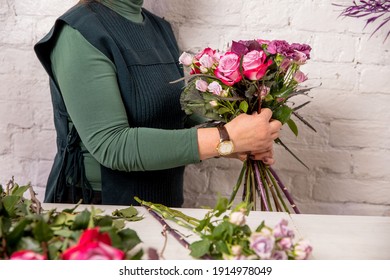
[{"x1": 100, "y1": 0, "x2": 144, "y2": 23}]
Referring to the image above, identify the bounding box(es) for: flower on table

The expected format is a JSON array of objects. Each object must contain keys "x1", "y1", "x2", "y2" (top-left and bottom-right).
[
  {"x1": 293, "y1": 240, "x2": 313, "y2": 260},
  {"x1": 62, "y1": 227, "x2": 125, "y2": 260},
  {"x1": 10, "y1": 250, "x2": 46, "y2": 260}
]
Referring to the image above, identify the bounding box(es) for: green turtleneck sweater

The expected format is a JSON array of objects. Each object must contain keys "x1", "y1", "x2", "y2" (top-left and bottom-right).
[{"x1": 50, "y1": 0, "x2": 201, "y2": 190}]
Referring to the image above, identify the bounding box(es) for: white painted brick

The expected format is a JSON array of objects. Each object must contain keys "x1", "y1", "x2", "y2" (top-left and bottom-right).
[
  {"x1": 312, "y1": 33, "x2": 357, "y2": 63},
  {"x1": 0, "y1": 101, "x2": 34, "y2": 129},
  {"x1": 298, "y1": 201, "x2": 390, "y2": 216},
  {"x1": 0, "y1": 131, "x2": 11, "y2": 155},
  {"x1": 299, "y1": 90, "x2": 390, "y2": 122},
  {"x1": 14, "y1": 0, "x2": 77, "y2": 16},
  {"x1": 313, "y1": 177, "x2": 390, "y2": 205},
  {"x1": 357, "y1": 36, "x2": 390, "y2": 65},
  {"x1": 359, "y1": 65, "x2": 390, "y2": 94},
  {"x1": 330, "y1": 121, "x2": 390, "y2": 149},
  {"x1": 303, "y1": 61, "x2": 358, "y2": 91},
  {"x1": 352, "y1": 150, "x2": 390, "y2": 179},
  {"x1": 12, "y1": 129, "x2": 36, "y2": 159},
  {"x1": 274, "y1": 146, "x2": 352, "y2": 175}
]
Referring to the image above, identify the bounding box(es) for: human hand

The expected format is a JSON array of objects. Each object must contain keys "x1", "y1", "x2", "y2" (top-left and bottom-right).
[{"x1": 224, "y1": 108, "x2": 282, "y2": 156}]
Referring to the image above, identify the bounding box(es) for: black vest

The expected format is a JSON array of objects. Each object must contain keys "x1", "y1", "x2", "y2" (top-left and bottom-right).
[{"x1": 34, "y1": 2, "x2": 186, "y2": 206}]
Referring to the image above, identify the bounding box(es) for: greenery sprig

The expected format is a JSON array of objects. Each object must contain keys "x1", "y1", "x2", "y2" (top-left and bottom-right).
[{"x1": 0, "y1": 178, "x2": 145, "y2": 260}]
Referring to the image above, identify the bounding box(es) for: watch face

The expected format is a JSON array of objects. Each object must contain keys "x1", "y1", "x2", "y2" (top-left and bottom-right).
[{"x1": 218, "y1": 141, "x2": 234, "y2": 156}]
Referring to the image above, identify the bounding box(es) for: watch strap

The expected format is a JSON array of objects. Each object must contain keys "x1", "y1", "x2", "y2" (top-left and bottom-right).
[{"x1": 217, "y1": 125, "x2": 230, "y2": 142}]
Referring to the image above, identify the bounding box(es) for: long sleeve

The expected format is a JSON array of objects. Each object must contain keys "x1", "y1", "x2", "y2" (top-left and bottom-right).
[{"x1": 50, "y1": 24, "x2": 200, "y2": 173}]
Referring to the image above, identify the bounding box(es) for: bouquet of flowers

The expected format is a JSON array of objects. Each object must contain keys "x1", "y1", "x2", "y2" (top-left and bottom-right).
[
  {"x1": 136, "y1": 197, "x2": 313, "y2": 260},
  {"x1": 0, "y1": 178, "x2": 151, "y2": 260},
  {"x1": 178, "y1": 38, "x2": 315, "y2": 213}
]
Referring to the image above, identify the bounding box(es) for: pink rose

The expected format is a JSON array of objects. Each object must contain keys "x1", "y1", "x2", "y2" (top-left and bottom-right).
[
  {"x1": 207, "y1": 81, "x2": 223, "y2": 95},
  {"x1": 194, "y1": 47, "x2": 215, "y2": 60},
  {"x1": 214, "y1": 52, "x2": 242, "y2": 86},
  {"x1": 293, "y1": 240, "x2": 313, "y2": 260},
  {"x1": 10, "y1": 250, "x2": 46, "y2": 260},
  {"x1": 229, "y1": 211, "x2": 246, "y2": 226},
  {"x1": 62, "y1": 227, "x2": 125, "y2": 260},
  {"x1": 280, "y1": 58, "x2": 292, "y2": 72},
  {"x1": 242, "y1": 50, "x2": 272, "y2": 81},
  {"x1": 199, "y1": 54, "x2": 214, "y2": 69},
  {"x1": 178, "y1": 52, "x2": 193, "y2": 67},
  {"x1": 195, "y1": 79, "x2": 208, "y2": 92},
  {"x1": 293, "y1": 70, "x2": 308, "y2": 83}
]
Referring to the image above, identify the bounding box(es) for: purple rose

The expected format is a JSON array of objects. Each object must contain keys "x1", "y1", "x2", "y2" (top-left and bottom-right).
[
  {"x1": 290, "y1": 43, "x2": 311, "y2": 59},
  {"x1": 249, "y1": 232, "x2": 275, "y2": 259},
  {"x1": 273, "y1": 219, "x2": 295, "y2": 239}
]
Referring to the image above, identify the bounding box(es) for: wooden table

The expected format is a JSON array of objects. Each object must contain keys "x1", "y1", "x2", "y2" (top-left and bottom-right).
[{"x1": 43, "y1": 203, "x2": 390, "y2": 260}]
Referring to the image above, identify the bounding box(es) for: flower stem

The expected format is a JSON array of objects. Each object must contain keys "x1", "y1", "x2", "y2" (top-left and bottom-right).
[
  {"x1": 252, "y1": 160, "x2": 270, "y2": 211},
  {"x1": 269, "y1": 167, "x2": 301, "y2": 214}
]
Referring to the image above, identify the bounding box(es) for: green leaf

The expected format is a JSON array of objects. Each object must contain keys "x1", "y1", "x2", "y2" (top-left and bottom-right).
[
  {"x1": 214, "y1": 197, "x2": 228, "y2": 217},
  {"x1": 11, "y1": 185, "x2": 30, "y2": 197},
  {"x1": 212, "y1": 221, "x2": 234, "y2": 240},
  {"x1": 7, "y1": 218, "x2": 30, "y2": 246},
  {"x1": 272, "y1": 105, "x2": 293, "y2": 124},
  {"x1": 71, "y1": 209, "x2": 91, "y2": 230},
  {"x1": 218, "y1": 107, "x2": 231, "y2": 115},
  {"x1": 33, "y1": 219, "x2": 54, "y2": 242},
  {"x1": 287, "y1": 118, "x2": 298, "y2": 136},
  {"x1": 215, "y1": 240, "x2": 229, "y2": 255},
  {"x1": 239, "y1": 100, "x2": 249, "y2": 113},
  {"x1": 117, "y1": 228, "x2": 142, "y2": 251},
  {"x1": 112, "y1": 206, "x2": 138, "y2": 219},
  {"x1": 0, "y1": 216, "x2": 12, "y2": 238},
  {"x1": 2, "y1": 196, "x2": 20, "y2": 217},
  {"x1": 190, "y1": 239, "x2": 211, "y2": 258},
  {"x1": 273, "y1": 87, "x2": 294, "y2": 99}
]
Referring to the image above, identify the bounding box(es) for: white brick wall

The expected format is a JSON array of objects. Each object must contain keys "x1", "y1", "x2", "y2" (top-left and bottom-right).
[{"x1": 1, "y1": 0, "x2": 389, "y2": 216}]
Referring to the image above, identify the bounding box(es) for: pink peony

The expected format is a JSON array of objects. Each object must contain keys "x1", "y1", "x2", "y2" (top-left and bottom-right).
[
  {"x1": 62, "y1": 227, "x2": 125, "y2": 260},
  {"x1": 214, "y1": 52, "x2": 242, "y2": 86},
  {"x1": 242, "y1": 50, "x2": 273, "y2": 81},
  {"x1": 10, "y1": 250, "x2": 46, "y2": 260}
]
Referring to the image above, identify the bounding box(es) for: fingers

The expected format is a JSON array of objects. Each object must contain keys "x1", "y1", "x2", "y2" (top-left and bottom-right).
[{"x1": 258, "y1": 108, "x2": 273, "y2": 121}]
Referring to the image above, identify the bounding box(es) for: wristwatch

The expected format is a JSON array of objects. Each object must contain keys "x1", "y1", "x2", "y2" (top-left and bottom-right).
[{"x1": 216, "y1": 125, "x2": 234, "y2": 156}]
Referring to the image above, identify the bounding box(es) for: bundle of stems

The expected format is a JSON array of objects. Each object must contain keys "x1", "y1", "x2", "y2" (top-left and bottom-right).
[{"x1": 228, "y1": 158, "x2": 301, "y2": 214}]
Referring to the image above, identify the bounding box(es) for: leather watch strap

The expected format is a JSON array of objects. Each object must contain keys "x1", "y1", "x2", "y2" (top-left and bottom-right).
[{"x1": 217, "y1": 125, "x2": 230, "y2": 142}]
